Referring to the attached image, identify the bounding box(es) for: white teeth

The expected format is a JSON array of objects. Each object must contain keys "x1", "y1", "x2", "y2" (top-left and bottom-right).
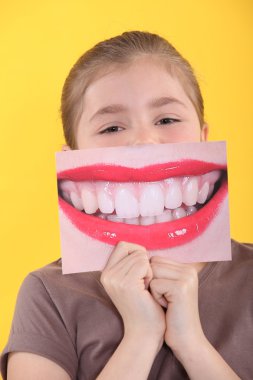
[
  {"x1": 115, "y1": 185, "x2": 139, "y2": 218},
  {"x1": 164, "y1": 178, "x2": 182, "y2": 209},
  {"x1": 198, "y1": 182, "x2": 209, "y2": 204},
  {"x1": 156, "y1": 209, "x2": 172, "y2": 223},
  {"x1": 81, "y1": 186, "x2": 98, "y2": 214},
  {"x1": 97, "y1": 213, "x2": 106, "y2": 219},
  {"x1": 202, "y1": 170, "x2": 220, "y2": 184},
  {"x1": 172, "y1": 207, "x2": 187, "y2": 220},
  {"x1": 139, "y1": 183, "x2": 164, "y2": 217},
  {"x1": 182, "y1": 177, "x2": 198, "y2": 206},
  {"x1": 207, "y1": 183, "x2": 214, "y2": 199},
  {"x1": 140, "y1": 216, "x2": 155, "y2": 225},
  {"x1": 125, "y1": 217, "x2": 139, "y2": 225},
  {"x1": 186, "y1": 205, "x2": 197, "y2": 216},
  {"x1": 70, "y1": 191, "x2": 83, "y2": 210},
  {"x1": 60, "y1": 180, "x2": 77, "y2": 193},
  {"x1": 62, "y1": 191, "x2": 71, "y2": 202},
  {"x1": 59, "y1": 169, "x2": 222, "y2": 219},
  {"x1": 96, "y1": 182, "x2": 114, "y2": 214},
  {"x1": 107, "y1": 214, "x2": 124, "y2": 223}
]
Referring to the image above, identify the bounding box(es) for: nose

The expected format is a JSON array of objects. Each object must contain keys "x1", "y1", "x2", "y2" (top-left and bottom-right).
[{"x1": 130, "y1": 127, "x2": 161, "y2": 146}]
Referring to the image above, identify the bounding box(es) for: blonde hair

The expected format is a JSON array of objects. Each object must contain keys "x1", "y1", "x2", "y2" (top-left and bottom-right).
[{"x1": 61, "y1": 30, "x2": 205, "y2": 149}]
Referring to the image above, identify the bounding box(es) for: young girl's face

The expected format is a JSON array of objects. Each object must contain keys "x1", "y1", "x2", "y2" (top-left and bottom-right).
[
  {"x1": 58, "y1": 57, "x2": 230, "y2": 274},
  {"x1": 74, "y1": 56, "x2": 208, "y2": 150}
]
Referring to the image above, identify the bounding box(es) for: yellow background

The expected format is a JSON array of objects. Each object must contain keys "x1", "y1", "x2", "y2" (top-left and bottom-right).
[{"x1": 0, "y1": 0, "x2": 252, "y2": 368}]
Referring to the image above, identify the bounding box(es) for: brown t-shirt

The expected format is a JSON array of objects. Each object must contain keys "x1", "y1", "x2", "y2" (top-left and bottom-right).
[{"x1": 1, "y1": 239, "x2": 253, "y2": 380}]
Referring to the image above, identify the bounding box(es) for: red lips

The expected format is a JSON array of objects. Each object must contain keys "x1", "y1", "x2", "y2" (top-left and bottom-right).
[{"x1": 57, "y1": 160, "x2": 227, "y2": 249}]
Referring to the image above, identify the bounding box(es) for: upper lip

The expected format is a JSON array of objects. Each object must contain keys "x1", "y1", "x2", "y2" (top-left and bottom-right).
[{"x1": 57, "y1": 159, "x2": 227, "y2": 182}]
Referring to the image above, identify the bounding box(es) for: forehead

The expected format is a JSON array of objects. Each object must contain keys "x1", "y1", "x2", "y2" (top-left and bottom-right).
[{"x1": 82, "y1": 57, "x2": 192, "y2": 110}]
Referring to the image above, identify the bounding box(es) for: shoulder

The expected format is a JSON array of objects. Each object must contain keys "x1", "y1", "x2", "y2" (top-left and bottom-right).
[
  {"x1": 199, "y1": 239, "x2": 253, "y2": 322},
  {"x1": 231, "y1": 238, "x2": 253, "y2": 260},
  {"x1": 0, "y1": 261, "x2": 108, "y2": 380},
  {"x1": 230, "y1": 239, "x2": 253, "y2": 272},
  {"x1": 217, "y1": 238, "x2": 253, "y2": 274},
  {"x1": 209, "y1": 239, "x2": 253, "y2": 291},
  {"x1": 21, "y1": 259, "x2": 109, "y2": 308},
  {"x1": 16, "y1": 259, "x2": 112, "y2": 322},
  {"x1": 201, "y1": 239, "x2": 253, "y2": 291},
  {"x1": 10, "y1": 259, "x2": 111, "y2": 341}
]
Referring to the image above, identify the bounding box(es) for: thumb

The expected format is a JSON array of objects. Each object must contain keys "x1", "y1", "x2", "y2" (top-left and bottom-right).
[{"x1": 150, "y1": 279, "x2": 169, "y2": 308}]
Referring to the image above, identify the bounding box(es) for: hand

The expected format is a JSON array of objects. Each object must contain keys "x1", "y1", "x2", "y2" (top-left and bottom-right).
[
  {"x1": 100, "y1": 241, "x2": 166, "y2": 345},
  {"x1": 149, "y1": 257, "x2": 205, "y2": 356}
]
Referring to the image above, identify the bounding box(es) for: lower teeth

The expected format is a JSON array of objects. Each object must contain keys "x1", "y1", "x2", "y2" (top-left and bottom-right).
[{"x1": 95, "y1": 204, "x2": 199, "y2": 225}]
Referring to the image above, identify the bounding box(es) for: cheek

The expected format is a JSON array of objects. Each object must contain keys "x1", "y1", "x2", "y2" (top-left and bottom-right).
[{"x1": 162, "y1": 125, "x2": 201, "y2": 143}]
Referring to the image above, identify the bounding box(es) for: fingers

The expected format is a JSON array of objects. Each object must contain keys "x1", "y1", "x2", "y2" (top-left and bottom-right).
[
  {"x1": 126, "y1": 258, "x2": 153, "y2": 288},
  {"x1": 150, "y1": 256, "x2": 181, "y2": 264},
  {"x1": 149, "y1": 279, "x2": 169, "y2": 308},
  {"x1": 150, "y1": 278, "x2": 174, "y2": 298},
  {"x1": 108, "y1": 251, "x2": 152, "y2": 283},
  {"x1": 150, "y1": 256, "x2": 198, "y2": 281},
  {"x1": 149, "y1": 257, "x2": 199, "y2": 309},
  {"x1": 150, "y1": 269, "x2": 198, "y2": 311},
  {"x1": 151, "y1": 263, "x2": 181, "y2": 281},
  {"x1": 150, "y1": 278, "x2": 174, "y2": 307},
  {"x1": 105, "y1": 241, "x2": 148, "y2": 269},
  {"x1": 150, "y1": 256, "x2": 190, "y2": 268},
  {"x1": 101, "y1": 242, "x2": 152, "y2": 290}
]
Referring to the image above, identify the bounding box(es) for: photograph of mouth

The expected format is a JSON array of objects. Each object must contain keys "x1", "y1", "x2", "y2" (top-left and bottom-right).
[{"x1": 56, "y1": 141, "x2": 231, "y2": 274}]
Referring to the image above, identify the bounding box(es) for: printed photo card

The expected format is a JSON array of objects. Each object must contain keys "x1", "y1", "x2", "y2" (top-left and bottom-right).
[{"x1": 55, "y1": 141, "x2": 231, "y2": 274}]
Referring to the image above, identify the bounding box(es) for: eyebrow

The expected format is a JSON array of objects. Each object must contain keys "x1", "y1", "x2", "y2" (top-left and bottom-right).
[{"x1": 89, "y1": 96, "x2": 186, "y2": 122}]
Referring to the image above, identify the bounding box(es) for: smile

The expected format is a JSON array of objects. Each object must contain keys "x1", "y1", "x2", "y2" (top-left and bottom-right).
[{"x1": 57, "y1": 160, "x2": 227, "y2": 249}]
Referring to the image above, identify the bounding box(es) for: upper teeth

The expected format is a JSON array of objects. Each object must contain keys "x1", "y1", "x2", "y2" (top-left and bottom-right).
[{"x1": 59, "y1": 170, "x2": 221, "y2": 218}]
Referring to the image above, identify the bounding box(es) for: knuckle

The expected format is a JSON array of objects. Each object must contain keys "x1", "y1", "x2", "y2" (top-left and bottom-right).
[
  {"x1": 131, "y1": 251, "x2": 147, "y2": 262},
  {"x1": 129, "y1": 251, "x2": 139, "y2": 258},
  {"x1": 138, "y1": 250, "x2": 149, "y2": 258},
  {"x1": 135, "y1": 244, "x2": 147, "y2": 252},
  {"x1": 118, "y1": 279, "x2": 128, "y2": 292},
  {"x1": 116, "y1": 241, "x2": 146, "y2": 250},
  {"x1": 135, "y1": 251, "x2": 147, "y2": 259},
  {"x1": 116, "y1": 241, "x2": 127, "y2": 249},
  {"x1": 136, "y1": 256, "x2": 149, "y2": 267}
]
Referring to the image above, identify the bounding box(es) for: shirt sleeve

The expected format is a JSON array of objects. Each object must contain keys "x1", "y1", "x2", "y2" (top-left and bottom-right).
[{"x1": 0, "y1": 272, "x2": 78, "y2": 380}]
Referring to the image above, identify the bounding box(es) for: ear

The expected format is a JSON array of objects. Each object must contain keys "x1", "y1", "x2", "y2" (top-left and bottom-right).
[
  {"x1": 200, "y1": 123, "x2": 209, "y2": 142},
  {"x1": 61, "y1": 144, "x2": 72, "y2": 151}
]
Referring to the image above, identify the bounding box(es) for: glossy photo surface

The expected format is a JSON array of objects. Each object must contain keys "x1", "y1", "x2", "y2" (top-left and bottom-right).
[{"x1": 56, "y1": 141, "x2": 231, "y2": 274}]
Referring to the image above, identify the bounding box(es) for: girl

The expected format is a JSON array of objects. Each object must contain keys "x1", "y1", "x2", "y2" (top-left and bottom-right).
[{"x1": 1, "y1": 30, "x2": 252, "y2": 380}]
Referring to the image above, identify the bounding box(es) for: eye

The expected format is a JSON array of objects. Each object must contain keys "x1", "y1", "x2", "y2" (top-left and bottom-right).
[
  {"x1": 99, "y1": 126, "x2": 124, "y2": 134},
  {"x1": 156, "y1": 117, "x2": 180, "y2": 125}
]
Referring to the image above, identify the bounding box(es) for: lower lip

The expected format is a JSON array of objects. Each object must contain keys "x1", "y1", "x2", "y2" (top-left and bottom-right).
[{"x1": 58, "y1": 175, "x2": 228, "y2": 249}]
